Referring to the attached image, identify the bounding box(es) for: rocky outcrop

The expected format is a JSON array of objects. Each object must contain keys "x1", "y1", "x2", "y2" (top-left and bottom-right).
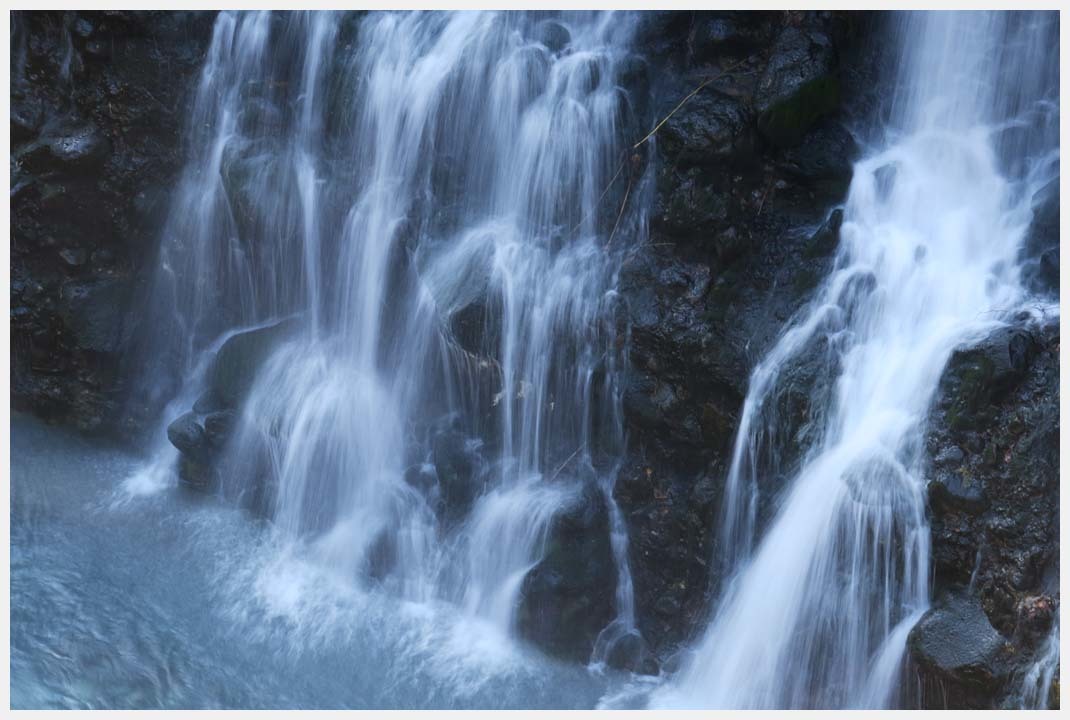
[
  {"x1": 909, "y1": 316, "x2": 1059, "y2": 709},
  {"x1": 10, "y1": 11, "x2": 1060, "y2": 701},
  {"x1": 908, "y1": 589, "x2": 1015, "y2": 709},
  {"x1": 165, "y1": 318, "x2": 298, "y2": 491},
  {"x1": 1021, "y1": 174, "x2": 1059, "y2": 300},
  {"x1": 516, "y1": 482, "x2": 619, "y2": 663},
  {"x1": 10, "y1": 11, "x2": 215, "y2": 433},
  {"x1": 616, "y1": 10, "x2": 877, "y2": 655}
]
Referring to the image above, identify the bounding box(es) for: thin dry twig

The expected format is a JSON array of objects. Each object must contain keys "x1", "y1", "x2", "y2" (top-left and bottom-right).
[
  {"x1": 571, "y1": 53, "x2": 756, "y2": 244},
  {"x1": 548, "y1": 445, "x2": 584, "y2": 483},
  {"x1": 605, "y1": 165, "x2": 634, "y2": 249},
  {"x1": 630, "y1": 54, "x2": 753, "y2": 151}
]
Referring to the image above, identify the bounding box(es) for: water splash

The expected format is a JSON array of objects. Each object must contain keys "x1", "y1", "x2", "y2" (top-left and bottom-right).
[
  {"x1": 657, "y1": 10, "x2": 1058, "y2": 709},
  {"x1": 1017, "y1": 614, "x2": 1060, "y2": 710},
  {"x1": 130, "y1": 10, "x2": 649, "y2": 659}
]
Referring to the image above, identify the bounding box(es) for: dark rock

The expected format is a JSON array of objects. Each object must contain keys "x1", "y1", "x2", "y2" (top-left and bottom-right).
[
  {"x1": 1012, "y1": 594, "x2": 1056, "y2": 648},
  {"x1": 18, "y1": 120, "x2": 111, "y2": 175},
  {"x1": 10, "y1": 94, "x2": 45, "y2": 143},
  {"x1": 923, "y1": 318, "x2": 1059, "y2": 708},
  {"x1": 84, "y1": 38, "x2": 111, "y2": 58},
  {"x1": 659, "y1": 87, "x2": 750, "y2": 166},
  {"x1": 167, "y1": 411, "x2": 207, "y2": 459},
  {"x1": 632, "y1": 11, "x2": 691, "y2": 61},
  {"x1": 162, "y1": 318, "x2": 299, "y2": 491},
  {"x1": 57, "y1": 279, "x2": 129, "y2": 354},
  {"x1": 58, "y1": 247, "x2": 88, "y2": 267},
  {"x1": 516, "y1": 482, "x2": 618, "y2": 662},
  {"x1": 10, "y1": 10, "x2": 217, "y2": 435},
  {"x1": 1020, "y1": 178, "x2": 1059, "y2": 297},
  {"x1": 778, "y1": 119, "x2": 857, "y2": 198},
  {"x1": 934, "y1": 445, "x2": 964, "y2": 466},
  {"x1": 367, "y1": 529, "x2": 397, "y2": 580},
  {"x1": 204, "y1": 318, "x2": 300, "y2": 410},
  {"x1": 178, "y1": 454, "x2": 215, "y2": 490},
  {"x1": 431, "y1": 427, "x2": 484, "y2": 525},
  {"x1": 193, "y1": 392, "x2": 222, "y2": 415},
  {"x1": 614, "y1": 10, "x2": 910, "y2": 670},
  {"x1": 653, "y1": 166, "x2": 731, "y2": 237},
  {"x1": 654, "y1": 595, "x2": 681, "y2": 617},
  {"x1": 614, "y1": 54, "x2": 650, "y2": 118},
  {"x1": 614, "y1": 452, "x2": 719, "y2": 655},
  {"x1": 756, "y1": 22, "x2": 840, "y2": 148},
  {"x1": 909, "y1": 590, "x2": 1013, "y2": 709},
  {"x1": 928, "y1": 467, "x2": 987, "y2": 513},
  {"x1": 203, "y1": 410, "x2": 236, "y2": 450},
  {"x1": 46, "y1": 122, "x2": 110, "y2": 170},
  {"x1": 71, "y1": 17, "x2": 94, "y2": 38},
  {"x1": 450, "y1": 295, "x2": 498, "y2": 358},
  {"x1": 403, "y1": 463, "x2": 437, "y2": 495},
  {"x1": 605, "y1": 630, "x2": 660, "y2": 675},
  {"x1": 805, "y1": 208, "x2": 843, "y2": 261},
  {"x1": 936, "y1": 326, "x2": 1038, "y2": 433},
  {"x1": 688, "y1": 12, "x2": 778, "y2": 61},
  {"x1": 535, "y1": 20, "x2": 570, "y2": 54}
]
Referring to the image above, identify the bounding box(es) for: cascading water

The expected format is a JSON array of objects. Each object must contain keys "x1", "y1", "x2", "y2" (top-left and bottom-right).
[
  {"x1": 129, "y1": 9, "x2": 647, "y2": 661},
  {"x1": 1017, "y1": 614, "x2": 1060, "y2": 710},
  {"x1": 656, "y1": 10, "x2": 1058, "y2": 709}
]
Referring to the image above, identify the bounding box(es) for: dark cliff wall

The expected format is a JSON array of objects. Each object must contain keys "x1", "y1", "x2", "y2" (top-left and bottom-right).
[
  {"x1": 8, "y1": 10, "x2": 1059, "y2": 708},
  {"x1": 11, "y1": 10, "x2": 216, "y2": 433},
  {"x1": 615, "y1": 9, "x2": 881, "y2": 655},
  {"x1": 613, "y1": 10, "x2": 1059, "y2": 708},
  {"x1": 907, "y1": 317, "x2": 1059, "y2": 709}
]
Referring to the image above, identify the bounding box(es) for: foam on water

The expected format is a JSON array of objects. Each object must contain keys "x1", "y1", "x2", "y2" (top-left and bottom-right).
[
  {"x1": 125, "y1": 9, "x2": 649, "y2": 667},
  {"x1": 656, "y1": 10, "x2": 1058, "y2": 709}
]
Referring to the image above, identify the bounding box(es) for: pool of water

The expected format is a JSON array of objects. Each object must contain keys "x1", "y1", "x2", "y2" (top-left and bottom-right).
[{"x1": 9, "y1": 414, "x2": 657, "y2": 709}]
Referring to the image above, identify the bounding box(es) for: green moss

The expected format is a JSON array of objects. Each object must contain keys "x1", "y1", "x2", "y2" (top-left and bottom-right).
[
  {"x1": 792, "y1": 267, "x2": 822, "y2": 295},
  {"x1": 758, "y1": 74, "x2": 841, "y2": 149},
  {"x1": 946, "y1": 355, "x2": 996, "y2": 432}
]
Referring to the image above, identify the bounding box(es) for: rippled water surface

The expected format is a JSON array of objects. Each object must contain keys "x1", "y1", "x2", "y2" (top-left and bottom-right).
[{"x1": 10, "y1": 415, "x2": 655, "y2": 709}]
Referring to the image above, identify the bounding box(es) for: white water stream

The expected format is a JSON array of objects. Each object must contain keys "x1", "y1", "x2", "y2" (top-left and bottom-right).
[{"x1": 657, "y1": 10, "x2": 1059, "y2": 709}]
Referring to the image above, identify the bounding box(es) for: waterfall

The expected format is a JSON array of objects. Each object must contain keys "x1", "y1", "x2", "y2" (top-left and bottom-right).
[
  {"x1": 656, "y1": 10, "x2": 1058, "y2": 709},
  {"x1": 1018, "y1": 614, "x2": 1060, "y2": 710},
  {"x1": 130, "y1": 10, "x2": 647, "y2": 659}
]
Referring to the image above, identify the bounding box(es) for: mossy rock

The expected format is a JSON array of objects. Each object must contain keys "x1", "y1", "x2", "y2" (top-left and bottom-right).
[{"x1": 757, "y1": 74, "x2": 841, "y2": 149}]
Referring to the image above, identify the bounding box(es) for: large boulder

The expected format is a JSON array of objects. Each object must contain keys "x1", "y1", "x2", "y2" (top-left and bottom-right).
[
  {"x1": 166, "y1": 411, "x2": 207, "y2": 459},
  {"x1": 658, "y1": 86, "x2": 751, "y2": 168},
  {"x1": 168, "y1": 318, "x2": 300, "y2": 489},
  {"x1": 516, "y1": 482, "x2": 618, "y2": 662},
  {"x1": 615, "y1": 9, "x2": 872, "y2": 662},
  {"x1": 755, "y1": 20, "x2": 840, "y2": 148},
  {"x1": 908, "y1": 590, "x2": 1013, "y2": 708},
  {"x1": 920, "y1": 318, "x2": 1059, "y2": 708},
  {"x1": 614, "y1": 451, "x2": 721, "y2": 654},
  {"x1": 197, "y1": 317, "x2": 301, "y2": 412},
  {"x1": 1020, "y1": 178, "x2": 1059, "y2": 297}
]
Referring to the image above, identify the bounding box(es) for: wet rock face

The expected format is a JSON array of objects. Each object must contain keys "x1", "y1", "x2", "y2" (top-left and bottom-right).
[
  {"x1": 1021, "y1": 178, "x2": 1059, "y2": 298},
  {"x1": 431, "y1": 426, "x2": 486, "y2": 526},
  {"x1": 913, "y1": 318, "x2": 1060, "y2": 708},
  {"x1": 516, "y1": 482, "x2": 618, "y2": 662},
  {"x1": 166, "y1": 319, "x2": 298, "y2": 491},
  {"x1": 614, "y1": 451, "x2": 721, "y2": 654},
  {"x1": 615, "y1": 9, "x2": 877, "y2": 659},
  {"x1": 11, "y1": 11, "x2": 1060, "y2": 697},
  {"x1": 909, "y1": 590, "x2": 1013, "y2": 709},
  {"x1": 10, "y1": 11, "x2": 215, "y2": 434}
]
